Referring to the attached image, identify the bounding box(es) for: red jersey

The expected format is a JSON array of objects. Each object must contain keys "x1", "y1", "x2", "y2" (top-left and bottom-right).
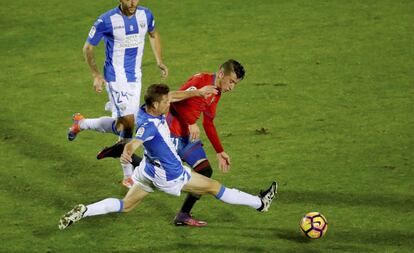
[{"x1": 167, "y1": 73, "x2": 224, "y2": 153}]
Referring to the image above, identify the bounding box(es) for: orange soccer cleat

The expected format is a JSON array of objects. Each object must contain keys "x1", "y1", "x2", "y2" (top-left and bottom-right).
[{"x1": 67, "y1": 113, "x2": 85, "y2": 141}]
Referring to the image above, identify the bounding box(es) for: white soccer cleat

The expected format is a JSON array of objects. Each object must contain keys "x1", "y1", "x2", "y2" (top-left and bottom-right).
[
  {"x1": 257, "y1": 181, "x2": 278, "y2": 212},
  {"x1": 58, "y1": 204, "x2": 87, "y2": 230}
]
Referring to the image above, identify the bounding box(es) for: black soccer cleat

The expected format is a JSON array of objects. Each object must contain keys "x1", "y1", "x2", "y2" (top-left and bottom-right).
[
  {"x1": 96, "y1": 141, "x2": 126, "y2": 160},
  {"x1": 257, "y1": 181, "x2": 278, "y2": 212}
]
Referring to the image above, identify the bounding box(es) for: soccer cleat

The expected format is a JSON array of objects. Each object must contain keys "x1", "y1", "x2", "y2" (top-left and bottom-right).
[
  {"x1": 122, "y1": 177, "x2": 134, "y2": 189},
  {"x1": 173, "y1": 212, "x2": 208, "y2": 227},
  {"x1": 257, "y1": 181, "x2": 278, "y2": 212},
  {"x1": 67, "y1": 113, "x2": 84, "y2": 141},
  {"x1": 96, "y1": 141, "x2": 126, "y2": 160},
  {"x1": 58, "y1": 204, "x2": 87, "y2": 230}
]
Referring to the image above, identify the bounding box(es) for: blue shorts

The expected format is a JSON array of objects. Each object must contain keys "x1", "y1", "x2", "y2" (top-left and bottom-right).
[{"x1": 171, "y1": 136, "x2": 207, "y2": 168}]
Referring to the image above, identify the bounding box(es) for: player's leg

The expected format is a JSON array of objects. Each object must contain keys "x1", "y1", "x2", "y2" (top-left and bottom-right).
[
  {"x1": 178, "y1": 160, "x2": 211, "y2": 208},
  {"x1": 116, "y1": 114, "x2": 135, "y2": 143},
  {"x1": 68, "y1": 82, "x2": 128, "y2": 141},
  {"x1": 173, "y1": 138, "x2": 210, "y2": 226},
  {"x1": 182, "y1": 172, "x2": 278, "y2": 212},
  {"x1": 99, "y1": 82, "x2": 142, "y2": 186},
  {"x1": 58, "y1": 184, "x2": 150, "y2": 230},
  {"x1": 111, "y1": 116, "x2": 135, "y2": 188},
  {"x1": 96, "y1": 114, "x2": 135, "y2": 160},
  {"x1": 97, "y1": 81, "x2": 141, "y2": 160},
  {"x1": 103, "y1": 81, "x2": 137, "y2": 145},
  {"x1": 67, "y1": 113, "x2": 120, "y2": 141}
]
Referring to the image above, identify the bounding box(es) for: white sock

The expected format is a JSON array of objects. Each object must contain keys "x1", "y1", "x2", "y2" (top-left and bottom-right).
[
  {"x1": 121, "y1": 163, "x2": 133, "y2": 179},
  {"x1": 215, "y1": 186, "x2": 262, "y2": 209},
  {"x1": 83, "y1": 198, "x2": 123, "y2": 217},
  {"x1": 79, "y1": 117, "x2": 118, "y2": 135}
]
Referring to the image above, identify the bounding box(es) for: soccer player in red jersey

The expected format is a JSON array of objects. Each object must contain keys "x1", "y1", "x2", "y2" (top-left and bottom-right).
[{"x1": 167, "y1": 59, "x2": 245, "y2": 226}]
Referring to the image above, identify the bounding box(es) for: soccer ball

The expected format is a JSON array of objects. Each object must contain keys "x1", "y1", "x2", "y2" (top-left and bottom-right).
[{"x1": 299, "y1": 212, "x2": 328, "y2": 239}]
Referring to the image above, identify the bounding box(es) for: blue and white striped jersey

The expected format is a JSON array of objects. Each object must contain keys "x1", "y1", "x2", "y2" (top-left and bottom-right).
[
  {"x1": 135, "y1": 106, "x2": 184, "y2": 181},
  {"x1": 86, "y1": 6, "x2": 155, "y2": 83}
]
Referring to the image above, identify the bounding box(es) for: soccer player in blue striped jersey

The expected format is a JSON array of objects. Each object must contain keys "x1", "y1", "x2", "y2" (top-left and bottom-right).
[
  {"x1": 67, "y1": 0, "x2": 168, "y2": 187},
  {"x1": 59, "y1": 84, "x2": 278, "y2": 230}
]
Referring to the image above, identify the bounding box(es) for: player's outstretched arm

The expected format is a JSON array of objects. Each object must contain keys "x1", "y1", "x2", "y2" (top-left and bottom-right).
[
  {"x1": 170, "y1": 86, "x2": 217, "y2": 102},
  {"x1": 83, "y1": 42, "x2": 105, "y2": 92},
  {"x1": 120, "y1": 139, "x2": 143, "y2": 164}
]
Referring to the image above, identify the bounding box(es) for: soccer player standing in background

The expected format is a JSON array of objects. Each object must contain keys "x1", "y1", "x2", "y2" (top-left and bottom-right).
[
  {"x1": 67, "y1": 0, "x2": 168, "y2": 188},
  {"x1": 166, "y1": 59, "x2": 245, "y2": 226}
]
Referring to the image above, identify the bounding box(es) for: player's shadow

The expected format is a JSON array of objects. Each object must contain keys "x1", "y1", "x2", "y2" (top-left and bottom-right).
[
  {"x1": 239, "y1": 187, "x2": 414, "y2": 212},
  {"x1": 280, "y1": 190, "x2": 414, "y2": 211},
  {"x1": 273, "y1": 228, "x2": 311, "y2": 243},
  {"x1": 134, "y1": 242, "x2": 268, "y2": 253}
]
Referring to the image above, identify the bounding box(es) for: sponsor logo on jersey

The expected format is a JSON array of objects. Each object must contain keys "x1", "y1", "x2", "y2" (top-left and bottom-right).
[
  {"x1": 113, "y1": 25, "x2": 125, "y2": 30},
  {"x1": 114, "y1": 34, "x2": 143, "y2": 49}
]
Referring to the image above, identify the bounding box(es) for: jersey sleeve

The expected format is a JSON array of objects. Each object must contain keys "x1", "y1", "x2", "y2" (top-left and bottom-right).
[
  {"x1": 202, "y1": 101, "x2": 224, "y2": 153},
  {"x1": 144, "y1": 9, "x2": 155, "y2": 32},
  {"x1": 86, "y1": 16, "x2": 106, "y2": 46},
  {"x1": 135, "y1": 122, "x2": 157, "y2": 142}
]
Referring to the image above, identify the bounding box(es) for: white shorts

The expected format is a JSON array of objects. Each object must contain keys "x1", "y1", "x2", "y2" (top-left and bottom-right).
[
  {"x1": 131, "y1": 161, "x2": 192, "y2": 197},
  {"x1": 105, "y1": 81, "x2": 142, "y2": 118}
]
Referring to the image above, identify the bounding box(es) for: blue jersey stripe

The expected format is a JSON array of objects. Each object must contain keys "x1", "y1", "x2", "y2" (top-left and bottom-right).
[
  {"x1": 103, "y1": 18, "x2": 115, "y2": 82},
  {"x1": 123, "y1": 16, "x2": 139, "y2": 82},
  {"x1": 124, "y1": 47, "x2": 137, "y2": 82}
]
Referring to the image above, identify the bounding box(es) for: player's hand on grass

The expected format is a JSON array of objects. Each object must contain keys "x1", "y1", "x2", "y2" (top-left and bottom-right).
[
  {"x1": 198, "y1": 85, "x2": 218, "y2": 98},
  {"x1": 120, "y1": 150, "x2": 132, "y2": 164},
  {"x1": 217, "y1": 152, "x2": 231, "y2": 173},
  {"x1": 158, "y1": 63, "x2": 169, "y2": 79},
  {"x1": 188, "y1": 123, "x2": 200, "y2": 142},
  {"x1": 93, "y1": 74, "x2": 106, "y2": 93}
]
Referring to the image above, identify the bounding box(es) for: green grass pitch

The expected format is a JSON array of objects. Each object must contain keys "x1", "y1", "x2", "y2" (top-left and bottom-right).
[{"x1": 0, "y1": 0, "x2": 413, "y2": 252}]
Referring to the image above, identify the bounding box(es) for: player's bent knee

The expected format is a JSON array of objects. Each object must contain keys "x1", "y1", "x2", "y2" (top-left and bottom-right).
[
  {"x1": 199, "y1": 166, "x2": 212, "y2": 178},
  {"x1": 194, "y1": 160, "x2": 213, "y2": 178}
]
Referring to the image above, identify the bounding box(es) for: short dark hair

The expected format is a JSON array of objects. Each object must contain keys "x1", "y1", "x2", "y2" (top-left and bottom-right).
[
  {"x1": 144, "y1": 84, "x2": 170, "y2": 108},
  {"x1": 221, "y1": 59, "x2": 245, "y2": 80}
]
